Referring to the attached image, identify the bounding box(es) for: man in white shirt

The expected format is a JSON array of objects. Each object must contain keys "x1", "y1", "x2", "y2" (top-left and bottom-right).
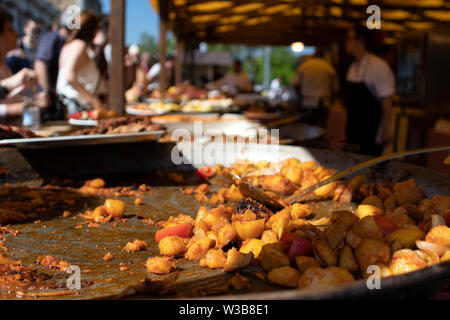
[
  {"x1": 345, "y1": 25, "x2": 395, "y2": 156},
  {"x1": 291, "y1": 52, "x2": 339, "y2": 127},
  {"x1": 206, "y1": 59, "x2": 252, "y2": 94}
]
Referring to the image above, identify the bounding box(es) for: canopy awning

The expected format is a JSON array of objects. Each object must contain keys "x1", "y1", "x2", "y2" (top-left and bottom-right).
[{"x1": 150, "y1": 0, "x2": 450, "y2": 46}]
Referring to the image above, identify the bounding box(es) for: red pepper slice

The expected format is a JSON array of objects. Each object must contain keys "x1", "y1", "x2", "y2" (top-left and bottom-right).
[
  {"x1": 196, "y1": 166, "x2": 216, "y2": 179},
  {"x1": 155, "y1": 223, "x2": 192, "y2": 243}
]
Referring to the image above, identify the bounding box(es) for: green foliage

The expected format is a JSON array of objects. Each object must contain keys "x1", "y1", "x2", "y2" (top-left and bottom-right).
[
  {"x1": 270, "y1": 47, "x2": 297, "y2": 86},
  {"x1": 138, "y1": 32, "x2": 158, "y2": 54}
]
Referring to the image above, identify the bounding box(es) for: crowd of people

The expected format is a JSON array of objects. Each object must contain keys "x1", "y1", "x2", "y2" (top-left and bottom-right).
[{"x1": 0, "y1": 7, "x2": 395, "y2": 157}]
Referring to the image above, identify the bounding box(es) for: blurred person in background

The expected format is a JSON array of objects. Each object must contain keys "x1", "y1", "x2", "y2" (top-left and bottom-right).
[
  {"x1": 92, "y1": 15, "x2": 110, "y2": 103},
  {"x1": 291, "y1": 49, "x2": 339, "y2": 128},
  {"x1": 146, "y1": 54, "x2": 175, "y2": 91},
  {"x1": 56, "y1": 11, "x2": 102, "y2": 114},
  {"x1": 0, "y1": 8, "x2": 40, "y2": 122},
  {"x1": 5, "y1": 19, "x2": 41, "y2": 74},
  {"x1": 345, "y1": 25, "x2": 395, "y2": 156},
  {"x1": 206, "y1": 59, "x2": 252, "y2": 94},
  {"x1": 34, "y1": 15, "x2": 70, "y2": 120}
]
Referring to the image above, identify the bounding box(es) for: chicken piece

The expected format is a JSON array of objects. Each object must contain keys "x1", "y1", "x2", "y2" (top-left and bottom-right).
[
  {"x1": 223, "y1": 248, "x2": 253, "y2": 272},
  {"x1": 229, "y1": 273, "x2": 252, "y2": 290},
  {"x1": 355, "y1": 239, "x2": 391, "y2": 277},
  {"x1": 314, "y1": 240, "x2": 338, "y2": 266},
  {"x1": 430, "y1": 195, "x2": 450, "y2": 216},
  {"x1": 185, "y1": 237, "x2": 215, "y2": 260},
  {"x1": 298, "y1": 267, "x2": 354, "y2": 289},
  {"x1": 124, "y1": 239, "x2": 148, "y2": 253},
  {"x1": 199, "y1": 249, "x2": 227, "y2": 269},
  {"x1": 267, "y1": 266, "x2": 301, "y2": 288},
  {"x1": 295, "y1": 256, "x2": 322, "y2": 273},
  {"x1": 258, "y1": 244, "x2": 290, "y2": 271},
  {"x1": 146, "y1": 256, "x2": 176, "y2": 275},
  {"x1": 388, "y1": 249, "x2": 428, "y2": 276},
  {"x1": 158, "y1": 236, "x2": 187, "y2": 256},
  {"x1": 393, "y1": 179, "x2": 424, "y2": 205},
  {"x1": 237, "y1": 198, "x2": 273, "y2": 219},
  {"x1": 240, "y1": 239, "x2": 264, "y2": 258}
]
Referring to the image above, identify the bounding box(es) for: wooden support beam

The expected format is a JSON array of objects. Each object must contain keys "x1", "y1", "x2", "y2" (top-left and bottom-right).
[
  {"x1": 175, "y1": 40, "x2": 183, "y2": 86},
  {"x1": 159, "y1": 18, "x2": 167, "y2": 92},
  {"x1": 108, "y1": 0, "x2": 125, "y2": 114}
]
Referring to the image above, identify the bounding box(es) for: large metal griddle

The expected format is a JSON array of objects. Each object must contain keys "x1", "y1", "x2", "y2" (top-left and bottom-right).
[{"x1": 0, "y1": 142, "x2": 449, "y2": 300}]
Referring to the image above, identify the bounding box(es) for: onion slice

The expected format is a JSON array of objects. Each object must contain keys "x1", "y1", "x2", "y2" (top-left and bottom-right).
[{"x1": 416, "y1": 240, "x2": 448, "y2": 257}]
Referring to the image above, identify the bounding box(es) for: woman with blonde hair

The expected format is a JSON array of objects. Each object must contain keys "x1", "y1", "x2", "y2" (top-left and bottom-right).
[{"x1": 56, "y1": 11, "x2": 102, "y2": 114}]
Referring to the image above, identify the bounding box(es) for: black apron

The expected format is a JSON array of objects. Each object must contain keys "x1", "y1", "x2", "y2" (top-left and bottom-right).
[{"x1": 345, "y1": 80, "x2": 383, "y2": 157}]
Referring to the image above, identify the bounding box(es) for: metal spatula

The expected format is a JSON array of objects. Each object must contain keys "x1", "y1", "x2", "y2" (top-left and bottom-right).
[
  {"x1": 217, "y1": 165, "x2": 285, "y2": 211},
  {"x1": 289, "y1": 145, "x2": 450, "y2": 205}
]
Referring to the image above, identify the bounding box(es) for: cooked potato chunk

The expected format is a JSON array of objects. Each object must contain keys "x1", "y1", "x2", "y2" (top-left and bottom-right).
[
  {"x1": 290, "y1": 203, "x2": 312, "y2": 219},
  {"x1": 426, "y1": 226, "x2": 450, "y2": 247},
  {"x1": 258, "y1": 244, "x2": 290, "y2": 271},
  {"x1": 185, "y1": 237, "x2": 215, "y2": 260},
  {"x1": 295, "y1": 256, "x2": 322, "y2": 273},
  {"x1": 229, "y1": 273, "x2": 252, "y2": 290},
  {"x1": 356, "y1": 205, "x2": 384, "y2": 219},
  {"x1": 104, "y1": 199, "x2": 127, "y2": 218},
  {"x1": 386, "y1": 228, "x2": 425, "y2": 249},
  {"x1": 339, "y1": 245, "x2": 358, "y2": 272},
  {"x1": 233, "y1": 219, "x2": 265, "y2": 241},
  {"x1": 223, "y1": 248, "x2": 253, "y2": 272},
  {"x1": 240, "y1": 239, "x2": 264, "y2": 258},
  {"x1": 388, "y1": 249, "x2": 428, "y2": 275},
  {"x1": 215, "y1": 223, "x2": 237, "y2": 248},
  {"x1": 146, "y1": 257, "x2": 176, "y2": 274},
  {"x1": 355, "y1": 239, "x2": 390, "y2": 276},
  {"x1": 267, "y1": 266, "x2": 301, "y2": 288},
  {"x1": 124, "y1": 239, "x2": 148, "y2": 253},
  {"x1": 260, "y1": 175, "x2": 296, "y2": 195},
  {"x1": 199, "y1": 249, "x2": 227, "y2": 269},
  {"x1": 159, "y1": 236, "x2": 187, "y2": 256},
  {"x1": 298, "y1": 267, "x2": 354, "y2": 289},
  {"x1": 86, "y1": 178, "x2": 105, "y2": 188},
  {"x1": 362, "y1": 195, "x2": 384, "y2": 209},
  {"x1": 314, "y1": 240, "x2": 337, "y2": 266},
  {"x1": 261, "y1": 230, "x2": 278, "y2": 244},
  {"x1": 393, "y1": 179, "x2": 424, "y2": 205}
]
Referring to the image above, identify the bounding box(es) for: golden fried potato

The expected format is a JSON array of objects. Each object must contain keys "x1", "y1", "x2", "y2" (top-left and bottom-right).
[
  {"x1": 266, "y1": 210, "x2": 292, "y2": 239},
  {"x1": 258, "y1": 244, "x2": 290, "y2": 271},
  {"x1": 298, "y1": 267, "x2": 354, "y2": 289},
  {"x1": 158, "y1": 236, "x2": 187, "y2": 256},
  {"x1": 362, "y1": 195, "x2": 384, "y2": 209},
  {"x1": 267, "y1": 266, "x2": 301, "y2": 288},
  {"x1": 233, "y1": 219, "x2": 265, "y2": 241},
  {"x1": 295, "y1": 256, "x2": 322, "y2": 273},
  {"x1": 283, "y1": 166, "x2": 303, "y2": 185},
  {"x1": 355, "y1": 239, "x2": 390, "y2": 276},
  {"x1": 86, "y1": 178, "x2": 105, "y2": 188},
  {"x1": 104, "y1": 199, "x2": 127, "y2": 219},
  {"x1": 376, "y1": 184, "x2": 393, "y2": 200},
  {"x1": 388, "y1": 249, "x2": 428, "y2": 275},
  {"x1": 348, "y1": 174, "x2": 367, "y2": 191},
  {"x1": 426, "y1": 226, "x2": 450, "y2": 247},
  {"x1": 430, "y1": 195, "x2": 450, "y2": 216},
  {"x1": 260, "y1": 175, "x2": 296, "y2": 195},
  {"x1": 199, "y1": 249, "x2": 227, "y2": 269},
  {"x1": 124, "y1": 239, "x2": 148, "y2": 253},
  {"x1": 384, "y1": 196, "x2": 396, "y2": 210},
  {"x1": 290, "y1": 203, "x2": 312, "y2": 219},
  {"x1": 314, "y1": 179, "x2": 338, "y2": 199},
  {"x1": 261, "y1": 230, "x2": 278, "y2": 244},
  {"x1": 346, "y1": 229, "x2": 363, "y2": 249},
  {"x1": 374, "y1": 262, "x2": 393, "y2": 278},
  {"x1": 314, "y1": 239, "x2": 337, "y2": 267},
  {"x1": 386, "y1": 228, "x2": 425, "y2": 249},
  {"x1": 325, "y1": 211, "x2": 358, "y2": 249},
  {"x1": 223, "y1": 248, "x2": 253, "y2": 272},
  {"x1": 229, "y1": 273, "x2": 252, "y2": 290},
  {"x1": 215, "y1": 223, "x2": 237, "y2": 248},
  {"x1": 339, "y1": 245, "x2": 358, "y2": 272},
  {"x1": 146, "y1": 257, "x2": 176, "y2": 274},
  {"x1": 240, "y1": 239, "x2": 264, "y2": 258},
  {"x1": 185, "y1": 237, "x2": 215, "y2": 260},
  {"x1": 356, "y1": 205, "x2": 384, "y2": 219},
  {"x1": 441, "y1": 251, "x2": 450, "y2": 262}
]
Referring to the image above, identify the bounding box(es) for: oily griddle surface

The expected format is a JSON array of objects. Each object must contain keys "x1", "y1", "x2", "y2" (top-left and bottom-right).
[{"x1": 0, "y1": 183, "x2": 355, "y2": 300}]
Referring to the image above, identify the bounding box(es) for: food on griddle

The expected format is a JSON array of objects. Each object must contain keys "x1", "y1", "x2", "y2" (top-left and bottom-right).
[
  {"x1": 229, "y1": 273, "x2": 251, "y2": 290},
  {"x1": 103, "y1": 252, "x2": 114, "y2": 261},
  {"x1": 148, "y1": 158, "x2": 450, "y2": 291},
  {"x1": 0, "y1": 124, "x2": 39, "y2": 140},
  {"x1": 124, "y1": 239, "x2": 148, "y2": 253},
  {"x1": 69, "y1": 108, "x2": 119, "y2": 121},
  {"x1": 70, "y1": 116, "x2": 165, "y2": 136},
  {"x1": 36, "y1": 255, "x2": 71, "y2": 272},
  {"x1": 81, "y1": 199, "x2": 127, "y2": 223},
  {"x1": 146, "y1": 256, "x2": 176, "y2": 275}
]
